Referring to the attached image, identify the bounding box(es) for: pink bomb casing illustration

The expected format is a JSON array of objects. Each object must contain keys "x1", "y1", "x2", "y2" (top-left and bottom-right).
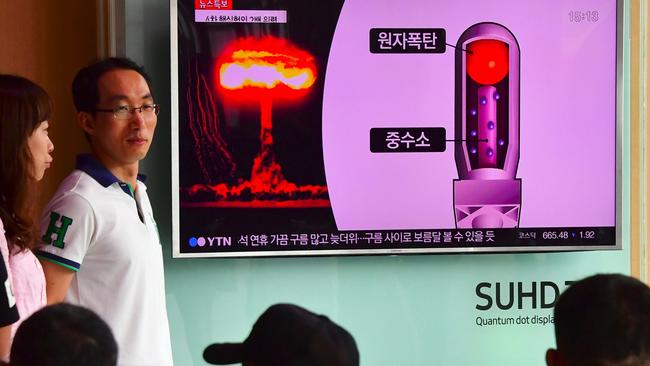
[{"x1": 453, "y1": 22, "x2": 521, "y2": 229}]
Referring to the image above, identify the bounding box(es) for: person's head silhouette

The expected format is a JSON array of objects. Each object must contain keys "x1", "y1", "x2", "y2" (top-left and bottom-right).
[
  {"x1": 547, "y1": 274, "x2": 650, "y2": 366},
  {"x1": 11, "y1": 303, "x2": 117, "y2": 366},
  {"x1": 203, "y1": 303, "x2": 359, "y2": 366}
]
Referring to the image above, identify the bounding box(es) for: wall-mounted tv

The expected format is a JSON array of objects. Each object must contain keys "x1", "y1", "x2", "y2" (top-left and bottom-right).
[{"x1": 171, "y1": 0, "x2": 622, "y2": 257}]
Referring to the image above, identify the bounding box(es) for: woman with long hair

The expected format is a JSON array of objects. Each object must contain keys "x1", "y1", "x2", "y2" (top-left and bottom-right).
[{"x1": 0, "y1": 74, "x2": 54, "y2": 355}]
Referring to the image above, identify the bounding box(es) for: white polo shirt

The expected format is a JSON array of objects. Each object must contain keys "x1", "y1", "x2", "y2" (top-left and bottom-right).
[{"x1": 37, "y1": 155, "x2": 173, "y2": 366}]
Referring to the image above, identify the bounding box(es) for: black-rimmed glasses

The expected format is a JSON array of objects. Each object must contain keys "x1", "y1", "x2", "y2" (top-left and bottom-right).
[{"x1": 95, "y1": 104, "x2": 160, "y2": 120}]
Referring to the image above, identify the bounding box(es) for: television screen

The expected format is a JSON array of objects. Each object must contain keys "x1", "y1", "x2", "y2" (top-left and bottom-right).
[{"x1": 171, "y1": 0, "x2": 621, "y2": 257}]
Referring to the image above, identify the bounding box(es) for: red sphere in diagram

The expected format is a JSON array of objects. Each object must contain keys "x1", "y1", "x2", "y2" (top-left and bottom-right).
[{"x1": 466, "y1": 40, "x2": 509, "y2": 85}]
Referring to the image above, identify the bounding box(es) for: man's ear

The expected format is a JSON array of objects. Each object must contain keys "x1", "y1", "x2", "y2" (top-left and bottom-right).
[
  {"x1": 546, "y1": 349, "x2": 565, "y2": 366},
  {"x1": 78, "y1": 111, "x2": 96, "y2": 137}
]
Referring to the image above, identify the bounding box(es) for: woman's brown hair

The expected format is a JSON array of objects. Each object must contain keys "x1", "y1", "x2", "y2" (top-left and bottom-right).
[{"x1": 0, "y1": 75, "x2": 52, "y2": 251}]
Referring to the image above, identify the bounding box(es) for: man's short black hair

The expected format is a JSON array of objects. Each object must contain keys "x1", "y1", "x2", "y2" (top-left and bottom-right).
[
  {"x1": 553, "y1": 274, "x2": 650, "y2": 366},
  {"x1": 72, "y1": 57, "x2": 153, "y2": 113},
  {"x1": 10, "y1": 303, "x2": 118, "y2": 366}
]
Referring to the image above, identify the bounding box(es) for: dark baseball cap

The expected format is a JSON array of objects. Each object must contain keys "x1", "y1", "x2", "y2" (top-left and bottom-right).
[{"x1": 203, "y1": 303, "x2": 359, "y2": 366}]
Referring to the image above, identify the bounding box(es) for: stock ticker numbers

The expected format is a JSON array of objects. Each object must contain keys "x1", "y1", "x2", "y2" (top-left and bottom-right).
[{"x1": 541, "y1": 230, "x2": 596, "y2": 240}]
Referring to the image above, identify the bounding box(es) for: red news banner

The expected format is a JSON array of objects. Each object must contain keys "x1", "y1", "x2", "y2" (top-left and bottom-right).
[{"x1": 195, "y1": 0, "x2": 233, "y2": 10}]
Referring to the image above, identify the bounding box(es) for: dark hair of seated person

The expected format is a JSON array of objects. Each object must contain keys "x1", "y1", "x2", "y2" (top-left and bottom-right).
[
  {"x1": 547, "y1": 273, "x2": 650, "y2": 366},
  {"x1": 10, "y1": 303, "x2": 118, "y2": 366}
]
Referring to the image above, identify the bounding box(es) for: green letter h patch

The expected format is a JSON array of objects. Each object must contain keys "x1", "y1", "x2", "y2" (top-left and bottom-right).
[{"x1": 42, "y1": 212, "x2": 73, "y2": 249}]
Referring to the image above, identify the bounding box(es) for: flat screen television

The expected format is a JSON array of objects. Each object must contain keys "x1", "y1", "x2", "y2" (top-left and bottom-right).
[{"x1": 171, "y1": 0, "x2": 622, "y2": 257}]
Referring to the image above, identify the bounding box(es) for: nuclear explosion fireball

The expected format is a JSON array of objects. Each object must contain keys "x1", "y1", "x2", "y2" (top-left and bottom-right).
[
  {"x1": 220, "y1": 50, "x2": 316, "y2": 90},
  {"x1": 218, "y1": 37, "x2": 317, "y2": 97},
  {"x1": 181, "y1": 36, "x2": 328, "y2": 208}
]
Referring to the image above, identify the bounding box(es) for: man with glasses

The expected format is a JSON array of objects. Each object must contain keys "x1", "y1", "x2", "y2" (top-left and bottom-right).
[{"x1": 37, "y1": 58, "x2": 173, "y2": 366}]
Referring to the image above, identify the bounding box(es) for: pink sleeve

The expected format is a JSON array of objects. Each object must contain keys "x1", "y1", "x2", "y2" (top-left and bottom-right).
[{"x1": 0, "y1": 221, "x2": 12, "y2": 286}]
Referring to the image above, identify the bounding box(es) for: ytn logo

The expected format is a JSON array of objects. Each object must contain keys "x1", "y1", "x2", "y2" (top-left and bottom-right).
[{"x1": 188, "y1": 236, "x2": 232, "y2": 247}]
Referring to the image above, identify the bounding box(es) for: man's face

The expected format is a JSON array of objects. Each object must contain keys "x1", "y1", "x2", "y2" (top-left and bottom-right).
[{"x1": 86, "y1": 69, "x2": 157, "y2": 167}]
